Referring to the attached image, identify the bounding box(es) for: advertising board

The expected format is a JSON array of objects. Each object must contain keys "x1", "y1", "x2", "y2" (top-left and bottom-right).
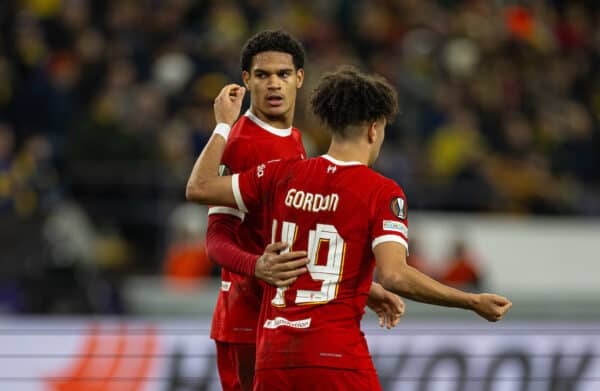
[{"x1": 0, "y1": 319, "x2": 598, "y2": 391}]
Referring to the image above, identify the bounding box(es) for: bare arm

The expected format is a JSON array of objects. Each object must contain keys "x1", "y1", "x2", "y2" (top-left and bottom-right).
[
  {"x1": 374, "y1": 242, "x2": 512, "y2": 322},
  {"x1": 185, "y1": 84, "x2": 245, "y2": 206}
]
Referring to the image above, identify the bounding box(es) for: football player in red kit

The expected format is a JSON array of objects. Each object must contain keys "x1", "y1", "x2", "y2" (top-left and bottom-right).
[
  {"x1": 205, "y1": 31, "x2": 404, "y2": 391},
  {"x1": 206, "y1": 30, "x2": 308, "y2": 391},
  {"x1": 189, "y1": 67, "x2": 512, "y2": 390},
  {"x1": 188, "y1": 67, "x2": 512, "y2": 390}
]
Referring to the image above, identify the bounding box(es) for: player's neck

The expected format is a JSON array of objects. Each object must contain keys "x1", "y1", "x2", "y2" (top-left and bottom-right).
[
  {"x1": 326, "y1": 140, "x2": 370, "y2": 166},
  {"x1": 249, "y1": 107, "x2": 293, "y2": 129}
]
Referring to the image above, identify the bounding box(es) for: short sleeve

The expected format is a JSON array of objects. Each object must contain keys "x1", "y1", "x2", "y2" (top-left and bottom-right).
[
  {"x1": 234, "y1": 161, "x2": 281, "y2": 214},
  {"x1": 371, "y1": 182, "x2": 409, "y2": 252}
]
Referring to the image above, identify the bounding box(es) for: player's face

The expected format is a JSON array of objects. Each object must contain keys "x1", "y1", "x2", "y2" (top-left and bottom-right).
[{"x1": 242, "y1": 51, "x2": 304, "y2": 128}]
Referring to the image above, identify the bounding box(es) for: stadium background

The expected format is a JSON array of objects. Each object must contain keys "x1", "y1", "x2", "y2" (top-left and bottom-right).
[{"x1": 0, "y1": 0, "x2": 599, "y2": 390}]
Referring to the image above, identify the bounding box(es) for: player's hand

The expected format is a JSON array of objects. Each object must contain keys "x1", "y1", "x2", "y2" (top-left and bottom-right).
[
  {"x1": 471, "y1": 293, "x2": 512, "y2": 322},
  {"x1": 367, "y1": 282, "x2": 405, "y2": 329},
  {"x1": 214, "y1": 84, "x2": 246, "y2": 126},
  {"x1": 255, "y1": 242, "x2": 309, "y2": 287}
]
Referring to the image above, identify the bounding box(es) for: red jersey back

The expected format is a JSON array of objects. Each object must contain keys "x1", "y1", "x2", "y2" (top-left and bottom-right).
[
  {"x1": 209, "y1": 110, "x2": 306, "y2": 343},
  {"x1": 235, "y1": 155, "x2": 409, "y2": 369}
]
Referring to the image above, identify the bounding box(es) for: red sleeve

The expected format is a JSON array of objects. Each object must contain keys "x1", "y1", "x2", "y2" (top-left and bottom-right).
[
  {"x1": 370, "y1": 181, "x2": 409, "y2": 253},
  {"x1": 205, "y1": 214, "x2": 259, "y2": 277},
  {"x1": 233, "y1": 160, "x2": 281, "y2": 214}
]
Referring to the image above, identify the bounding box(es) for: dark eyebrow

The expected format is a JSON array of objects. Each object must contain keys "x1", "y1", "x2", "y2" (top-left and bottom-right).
[{"x1": 253, "y1": 67, "x2": 295, "y2": 74}]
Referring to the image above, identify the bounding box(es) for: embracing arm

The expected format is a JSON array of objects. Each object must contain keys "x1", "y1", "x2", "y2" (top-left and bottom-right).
[
  {"x1": 206, "y1": 214, "x2": 308, "y2": 284},
  {"x1": 374, "y1": 242, "x2": 512, "y2": 322},
  {"x1": 206, "y1": 214, "x2": 258, "y2": 276}
]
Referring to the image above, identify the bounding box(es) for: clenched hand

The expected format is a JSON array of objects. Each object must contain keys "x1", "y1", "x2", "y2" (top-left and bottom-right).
[
  {"x1": 214, "y1": 84, "x2": 246, "y2": 126},
  {"x1": 472, "y1": 293, "x2": 512, "y2": 322}
]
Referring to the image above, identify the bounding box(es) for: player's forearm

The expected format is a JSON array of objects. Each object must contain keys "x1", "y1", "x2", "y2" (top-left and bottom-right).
[
  {"x1": 185, "y1": 131, "x2": 231, "y2": 204},
  {"x1": 381, "y1": 265, "x2": 478, "y2": 310},
  {"x1": 206, "y1": 215, "x2": 258, "y2": 277}
]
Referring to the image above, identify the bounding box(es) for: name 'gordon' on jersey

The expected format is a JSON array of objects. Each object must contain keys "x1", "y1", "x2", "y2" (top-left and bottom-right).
[{"x1": 284, "y1": 188, "x2": 339, "y2": 213}]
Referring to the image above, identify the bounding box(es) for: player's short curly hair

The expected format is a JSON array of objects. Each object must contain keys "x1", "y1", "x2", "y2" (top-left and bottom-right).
[
  {"x1": 240, "y1": 30, "x2": 305, "y2": 72},
  {"x1": 310, "y1": 66, "x2": 399, "y2": 137}
]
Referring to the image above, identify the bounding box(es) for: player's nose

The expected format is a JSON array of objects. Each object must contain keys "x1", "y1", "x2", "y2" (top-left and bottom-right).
[{"x1": 267, "y1": 75, "x2": 281, "y2": 88}]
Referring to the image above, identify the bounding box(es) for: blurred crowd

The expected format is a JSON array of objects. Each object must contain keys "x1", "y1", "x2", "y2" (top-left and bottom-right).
[{"x1": 0, "y1": 0, "x2": 599, "y2": 313}]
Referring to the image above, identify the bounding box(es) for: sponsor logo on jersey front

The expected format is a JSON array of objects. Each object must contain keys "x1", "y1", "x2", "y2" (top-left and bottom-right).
[
  {"x1": 264, "y1": 316, "x2": 312, "y2": 329},
  {"x1": 285, "y1": 188, "x2": 339, "y2": 212},
  {"x1": 390, "y1": 197, "x2": 407, "y2": 219},
  {"x1": 383, "y1": 220, "x2": 408, "y2": 236}
]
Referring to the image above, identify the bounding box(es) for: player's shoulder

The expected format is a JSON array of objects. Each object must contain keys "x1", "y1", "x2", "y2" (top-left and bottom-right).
[
  {"x1": 223, "y1": 116, "x2": 264, "y2": 155},
  {"x1": 228, "y1": 115, "x2": 257, "y2": 142},
  {"x1": 375, "y1": 171, "x2": 405, "y2": 193},
  {"x1": 358, "y1": 168, "x2": 406, "y2": 199},
  {"x1": 291, "y1": 127, "x2": 302, "y2": 140},
  {"x1": 262, "y1": 155, "x2": 314, "y2": 176},
  {"x1": 268, "y1": 155, "x2": 307, "y2": 170}
]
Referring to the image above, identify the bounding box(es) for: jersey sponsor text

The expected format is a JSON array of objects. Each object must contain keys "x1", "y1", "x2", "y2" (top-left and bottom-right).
[{"x1": 263, "y1": 316, "x2": 312, "y2": 329}]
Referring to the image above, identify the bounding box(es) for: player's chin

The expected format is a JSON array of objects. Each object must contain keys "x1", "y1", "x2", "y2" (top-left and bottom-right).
[{"x1": 262, "y1": 105, "x2": 288, "y2": 117}]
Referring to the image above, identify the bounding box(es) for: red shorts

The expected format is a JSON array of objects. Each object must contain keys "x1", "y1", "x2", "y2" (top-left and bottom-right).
[
  {"x1": 215, "y1": 341, "x2": 256, "y2": 391},
  {"x1": 253, "y1": 367, "x2": 382, "y2": 391}
]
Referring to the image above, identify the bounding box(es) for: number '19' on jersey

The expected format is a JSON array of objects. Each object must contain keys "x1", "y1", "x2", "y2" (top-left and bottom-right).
[{"x1": 234, "y1": 154, "x2": 409, "y2": 370}]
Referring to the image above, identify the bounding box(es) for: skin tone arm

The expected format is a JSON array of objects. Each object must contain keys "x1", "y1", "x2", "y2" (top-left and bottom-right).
[
  {"x1": 187, "y1": 84, "x2": 405, "y2": 327},
  {"x1": 374, "y1": 242, "x2": 512, "y2": 321},
  {"x1": 185, "y1": 84, "x2": 243, "y2": 207}
]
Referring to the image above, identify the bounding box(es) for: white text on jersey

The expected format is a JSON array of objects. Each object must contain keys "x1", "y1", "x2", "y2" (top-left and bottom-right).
[{"x1": 284, "y1": 188, "x2": 339, "y2": 213}]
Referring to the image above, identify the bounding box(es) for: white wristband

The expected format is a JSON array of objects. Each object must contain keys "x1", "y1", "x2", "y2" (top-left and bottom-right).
[{"x1": 213, "y1": 123, "x2": 231, "y2": 140}]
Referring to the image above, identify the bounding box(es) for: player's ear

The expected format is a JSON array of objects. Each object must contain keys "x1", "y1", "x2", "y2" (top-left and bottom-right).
[
  {"x1": 242, "y1": 71, "x2": 251, "y2": 90},
  {"x1": 367, "y1": 121, "x2": 378, "y2": 144},
  {"x1": 296, "y1": 68, "x2": 304, "y2": 88}
]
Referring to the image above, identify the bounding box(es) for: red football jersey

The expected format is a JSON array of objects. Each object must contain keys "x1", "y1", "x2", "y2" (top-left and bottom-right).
[
  {"x1": 209, "y1": 110, "x2": 306, "y2": 343},
  {"x1": 234, "y1": 155, "x2": 409, "y2": 369}
]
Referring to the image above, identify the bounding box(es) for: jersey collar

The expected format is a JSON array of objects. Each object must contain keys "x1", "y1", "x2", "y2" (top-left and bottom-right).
[
  {"x1": 321, "y1": 154, "x2": 364, "y2": 166},
  {"x1": 244, "y1": 110, "x2": 292, "y2": 137}
]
